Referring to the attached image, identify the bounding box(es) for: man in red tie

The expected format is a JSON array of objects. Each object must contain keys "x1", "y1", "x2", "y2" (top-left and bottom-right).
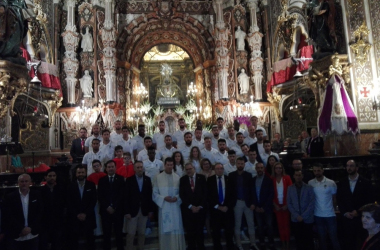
[
  {"x1": 179, "y1": 163, "x2": 207, "y2": 250},
  {"x1": 70, "y1": 127, "x2": 88, "y2": 163}
]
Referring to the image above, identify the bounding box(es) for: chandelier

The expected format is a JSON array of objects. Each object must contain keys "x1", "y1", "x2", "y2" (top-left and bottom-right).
[
  {"x1": 187, "y1": 81, "x2": 197, "y2": 98},
  {"x1": 134, "y1": 83, "x2": 148, "y2": 98}
]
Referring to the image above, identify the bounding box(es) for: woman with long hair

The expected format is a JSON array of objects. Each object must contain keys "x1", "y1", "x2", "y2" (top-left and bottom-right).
[
  {"x1": 199, "y1": 158, "x2": 215, "y2": 179},
  {"x1": 266, "y1": 155, "x2": 279, "y2": 177},
  {"x1": 360, "y1": 203, "x2": 380, "y2": 250},
  {"x1": 172, "y1": 151, "x2": 185, "y2": 177},
  {"x1": 188, "y1": 146, "x2": 202, "y2": 173},
  {"x1": 272, "y1": 162, "x2": 292, "y2": 250}
]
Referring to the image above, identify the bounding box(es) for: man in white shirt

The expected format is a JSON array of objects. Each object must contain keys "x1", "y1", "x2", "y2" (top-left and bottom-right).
[
  {"x1": 211, "y1": 125, "x2": 221, "y2": 149},
  {"x1": 244, "y1": 149, "x2": 258, "y2": 177},
  {"x1": 137, "y1": 136, "x2": 161, "y2": 162},
  {"x1": 241, "y1": 144, "x2": 249, "y2": 162},
  {"x1": 230, "y1": 132, "x2": 245, "y2": 157},
  {"x1": 117, "y1": 126, "x2": 138, "y2": 161},
  {"x1": 173, "y1": 118, "x2": 189, "y2": 147},
  {"x1": 100, "y1": 129, "x2": 116, "y2": 161},
  {"x1": 133, "y1": 124, "x2": 147, "y2": 153},
  {"x1": 216, "y1": 117, "x2": 228, "y2": 139},
  {"x1": 224, "y1": 150, "x2": 237, "y2": 175},
  {"x1": 158, "y1": 135, "x2": 176, "y2": 161},
  {"x1": 226, "y1": 126, "x2": 237, "y2": 149},
  {"x1": 195, "y1": 120, "x2": 210, "y2": 138},
  {"x1": 213, "y1": 139, "x2": 229, "y2": 167},
  {"x1": 4, "y1": 174, "x2": 42, "y2": 250},
  {"x1": 244, "y1": 125, "x2": 257, "y2": 146},
  {"x1": 260, "y1": 140, "x2": 279, "y2": 167},
  {"x1": 153, "y1": 121, "x2": 168, "y2": 149},
  {"x1": 201, "y1": 137, "x2": 218, "y2": 164},
  {"x1": 85, "y1": 124, "x2": 103, "y2": 153},
  {"x1": 110, "y1": 120, "x2": 123, "y2": 141},
  {"x1": 244, "y1": 116, "x2": 267, "y2": 140},
  {"x1": 192, "y1": 128, "x2": 204, "y2": 150},
  {"x1": 82, "y1": 139, "x2": 107, "y2": 176},
  {"x1": 143, "y1": 147, "x2": 164, "y2": 179},
  {"x1": 177, "y1": 132, "x2": 193, "y2": 162},
  {"x1": 308, "y1": 163, "x2": 341, "y2": 250}
]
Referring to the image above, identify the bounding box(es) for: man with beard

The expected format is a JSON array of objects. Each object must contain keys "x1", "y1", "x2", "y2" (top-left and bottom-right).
[
  {"x1": 85, "y1": 124, "x2": 103, "y2": 153},
  {"x1": 40, "y1": 170, "x2": 66, "y2": 250},
  {"x1": 67, "y1": 166, "x2": 97, "y2": 250},
  {"x1": 308, "y1": 163, "x2": 340, "y2": 250},
  {"x1": 82, "y1": 138, "x2": 107, "y2": 176},
  {"x1": 158, "y1": 135, "x2": 176, "y2": 161},
  {"x1": 307, "y1": 128, "x2": 324, "y2": 157},
  {"x1": 244, "y1": 116, "x2": 267, "y2": 140},
  {"x1": 230, "y1": 132, "x2": 245, "y2": 157},
  {"x1": 70, "y1": 127, "x2": 87, "y2": 163},
  {"x1": 288, "y1": 159, "x2": 314, "y2": 184},
  {"x1": 100, "y1": 129, "x2": 116, "y2": 162},
  {"x1": 173, "y1": 118, "x2": 189, "y2": 147},
  {"x1": 249, "y1": 129, "x2": 264, "y2": 163},
  {"x1": 153, "y1": 121, "x2": 168, "y2": 149},
  {"x1": 213, "y1": 139, "x2": 229, "y2": 167},
  {"x1": 192, "y1": 128, "x2": 205, "y2": 150},
  {"x1": 137, "y1": 137, "x2": 161, "y2": 162},
  {"x1": 244, "y1": 125, "x2": 257, "y2": 147},
  {"x1": 211, "y1": 125, "x2": 221, "y2": 149},
  {"x1": 200, "y1": 136, "x2": 218, "y2": 165},
  {"x1": 118, "y1": 126, "x2": 138, "y2": 161},
  {"x1": 337, "y1": 160, "x2": 373, "y2": 250},
  {"x1": 110, "y1": 120, "x2": 123, "y2": 141},
  {"x1": 133, "y1": 124, "x2": 146, "y2": 153},
  {"x1": 195, "y1": 119, "x2": 209, "y2": 138},
  {"x1": 178, "y1": 132, "x2": 193, "y2": 162},
  {"x1": 216, "y1": 117, "x2": 228, "y2": 139}
]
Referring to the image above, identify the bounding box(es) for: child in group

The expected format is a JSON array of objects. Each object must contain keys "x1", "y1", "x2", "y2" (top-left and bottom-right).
[
  {"x1": 87, "y1": 159, "x2": 107, "y2": 185},
  {"x1": 113, "y1": 145, "x2": 124, "y2": 170},
  {"x1": 116, "y1": 152, "x2": 135, "y2": 178}
]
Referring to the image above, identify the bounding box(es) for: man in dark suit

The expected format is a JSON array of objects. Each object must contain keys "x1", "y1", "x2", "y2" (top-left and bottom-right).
[
  {"x1": 249, "y1": 129, "x2": 264, "y2": 163},
  {"x1": 66, "y1": 165, "x2": 97, "y2": 250},
  {"x1": 3, "y1": 174, "x2": 42, "y2": 250},
  {"x1": 70, "y1": 127, "x2": 87, "y2": 163},
  {"x1": 125, "y1": 161, "x2": 154, "y2": 250},
  {"x1": 337, "y1": 159, "x2": 373, "y2": 250},
  {"x1": 180, "y1": 162, "x2": 207, "y2": 250},
  {"x1": 306, "y1": 128, "x2": 324, "y2": 157},
  {"x1": 228, "y1": 157, "x2": 259, "y2": 250},
  {"x1": 288, "y1": 159, "x2": 314, "y2": 184},
  {"x1": 98, "y1": 160, "x2": 125, "y2": 250},
  {"x1": 252, "y1": 162, "x2": 275, "y2": 250},
  {"x1": 40, "y1": 169, "x2": 66, "y2": 250},
  {"x1": 207, "y1": 163, "x2": 235, "y2": 250}
]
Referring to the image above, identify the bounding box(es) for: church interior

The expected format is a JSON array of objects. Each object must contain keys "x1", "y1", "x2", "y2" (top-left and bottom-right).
[{"x1": 0, "y1": 0, "x2": 379, "y2": 248}]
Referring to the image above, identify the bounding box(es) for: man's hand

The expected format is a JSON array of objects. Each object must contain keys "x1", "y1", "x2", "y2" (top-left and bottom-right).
[
  {"x1": 296, "y1": 216, "x2": 303, "y2": 222},
  {"x1": 255, "y1": 207, "x2": 264, "y2": 213},
  {"x1": 164, "y1": 196, "x2": 177, "y2": 203},
  {"x1": 191, "y1": 206, "x2": 199, "y2": 213},
  {"x1": 274, "y1": 204, "x2": 281, "y2": 211},
  {"x1": 125, "y1": 214, "x2": 132, "y2": 220},
  {"x1": 281, "y1": 205, "x2": 288, "y2": 211},
  {"x1": 77, "y1": 213, "x2": 86, "y2": 221},
  {"x1": 107, "y1": 206, "x2": 115, "y2": 214},
  {"x1": 19, "y1": 227, "x2": 31, "y2": 237},
  {"x1": 218, "y1": 206, "x2": 228, "y2": 213},
  {"x1": 345, "y1": 213, "x2": 354, "y2": 219},
  {"x1": 249, "y1": 205, "x2": 255, "y2": 211}
]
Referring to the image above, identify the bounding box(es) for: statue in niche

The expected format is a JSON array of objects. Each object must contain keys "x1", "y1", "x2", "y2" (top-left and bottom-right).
[
  {"x1": 308, "y1": 0, "x2": 338, "y2": 59},
  {"x1": 0, "y1": 0, "x2": 35, "y2": 65},
  {"x1": 79, "y1": 70, "x2": 93, "y2": 98},
  {"x1": 156, "y1": 63, "x2": 182, "y2": 101},
  {"x1": 235, "y1": 26, "x2": 246, "y2": 51},
  {"x1": 238, "y1": 68, "x2": 250, "y2": 94},
  {"x1": 81, "y1": 26, "x2": 93, "y2": 52}
]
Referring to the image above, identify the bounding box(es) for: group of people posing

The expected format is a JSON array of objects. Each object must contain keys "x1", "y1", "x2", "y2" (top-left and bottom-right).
[{"x1": 1, "y1": 116, "x2": 379, "y2": 250}]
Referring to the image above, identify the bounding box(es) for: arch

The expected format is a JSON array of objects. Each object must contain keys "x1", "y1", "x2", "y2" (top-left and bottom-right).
[{"x1": 116, "y1": 13, "x2": 215, "y2": 68}]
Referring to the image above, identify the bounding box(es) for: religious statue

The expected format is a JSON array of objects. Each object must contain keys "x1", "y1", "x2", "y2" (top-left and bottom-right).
[
  {"x1": 235, "y1": 26, "x2": 246, "y2": 51},
  {"x1": 79, "y1": 70, "x2": 93, "y2": 98},
  {"x1": 0, "y1": 0, "x2": 35, "y2": 65},
  {"x1": 238, "y1": 68, "x2": 250, "y2": 94},
  {"x1": 308, "y1": 0, "x2": 338, "y2": 59},
  {"x1": 156, "y1": 63, "x2": 182, "y2": 102},
  {"x1": 81, "y1": 26, "x2": 93, "y2": 52}
]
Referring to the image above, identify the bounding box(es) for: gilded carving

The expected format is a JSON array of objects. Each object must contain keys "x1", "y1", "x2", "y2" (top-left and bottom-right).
[
  {"x1": 267, "y1": 92, "x2": 282, "y2": 122},
  {"x1": 350, "y1": 23, "x2": 372, "y2": 67},
  {"x1": 19, "y1": 121, "x2": 49, "y2": 151}
]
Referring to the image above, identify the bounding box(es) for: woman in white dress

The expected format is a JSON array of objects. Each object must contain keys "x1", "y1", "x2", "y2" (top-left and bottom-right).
[
  {"x1": 188, "y1": 146, "x2": 202, "y2": 173},
  {"x1": 172, "y1": 151, "x2": 185, "y2": 177}
]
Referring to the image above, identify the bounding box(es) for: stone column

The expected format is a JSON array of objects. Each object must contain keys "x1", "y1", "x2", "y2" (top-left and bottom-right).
[
  {"x1": 214, "y1": 0, "x2": 230, "y2": 100},
  {"x1": 101, "y1": 0, "x2": 117, "y2": 103},
  {"x1": 62, "y1": 0, "x2": 79, "y2": 106},
  {"x1": 246, "y1": 0, "x2": 264, "y2": 100}
]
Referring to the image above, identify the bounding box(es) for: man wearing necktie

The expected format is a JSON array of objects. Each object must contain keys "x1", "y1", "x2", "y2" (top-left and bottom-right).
[
  {"x1": 207, "y1": 163, "x2": 235, "y2": 250},
  {"x1": 70, "y1": 128, "x2": 87, "y2": 163},
  {"x1": 179, "y1": 162, "x2": 207, "y2": 250},
  {"x1": 98, "y1": 160, "x2": 125, "y2": 250}
]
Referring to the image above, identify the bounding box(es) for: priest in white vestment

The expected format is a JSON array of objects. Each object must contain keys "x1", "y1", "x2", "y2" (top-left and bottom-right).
[{"x1": 153, "y1": 157, "x2": 186, "y2": 250}]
